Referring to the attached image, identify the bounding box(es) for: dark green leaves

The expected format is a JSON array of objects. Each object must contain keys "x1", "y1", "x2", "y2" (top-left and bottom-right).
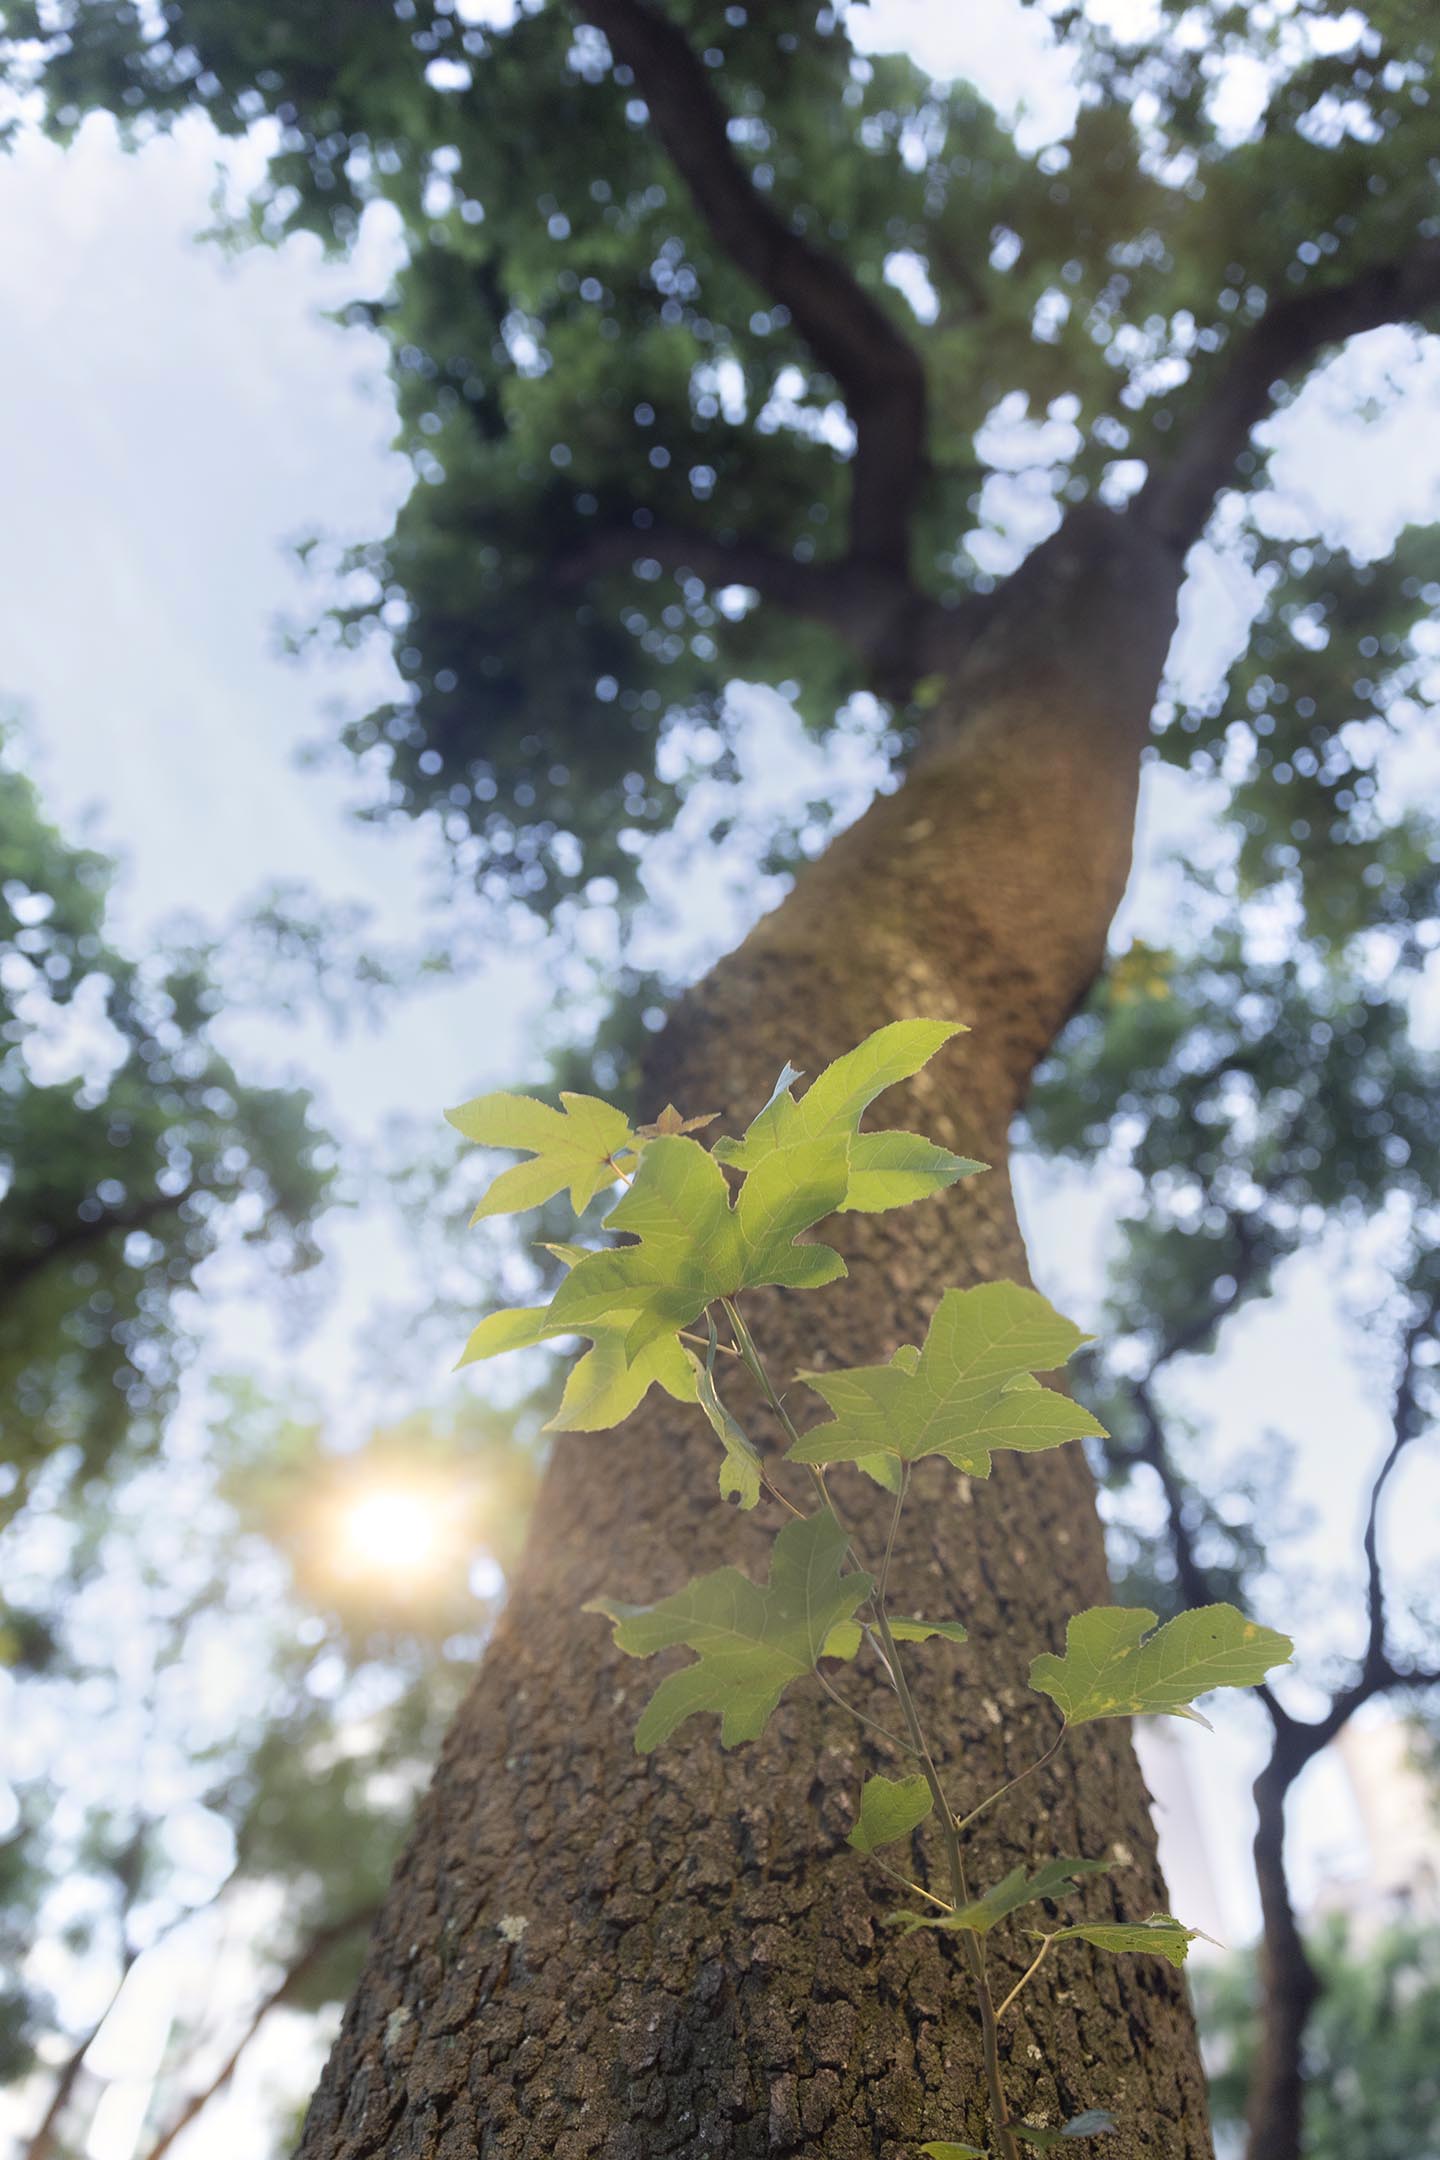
[
  {"x1": 789, "y1": 1283, "x2": 1104, "y2": 1486},
  {"x1": 548, "y1": 1133, "x2": 848, "y2": 1359},
  {"x1": 1037, "y1": 1914, "x2": 1209, "y2": 1969},
  {"x1": 446, "y1": 1089, "x2": 638, "y2": 1220},
  {"x1": 847, "y1": 1773, "x2": 934, "y2": 1853},
  {"x1": 713, "y1": 1020, "x2": 983, "y2": 1215},
  {"x1": 1029, "y1": 1606, "x2": 1293, "y2": 1730},
  {"x1": 889, "y1": 1856, "x2": 1112, "y2": 1937},
  {"x1": 587, "y1": 1511, "x2": 871, "y2": 1752}
]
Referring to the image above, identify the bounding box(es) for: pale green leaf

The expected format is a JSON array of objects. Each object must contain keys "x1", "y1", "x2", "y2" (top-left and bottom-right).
[
  {"x1": 447, "y1": 1088, "x2": 639, "y2": 1219},
  {"x1": 713, "y1": 1020, "x2": 974, "y2": 1215},
  {"x1": 546, "y1": 1332, "x2": 696, "y2": 1433},
  {"x1": 1028, "y1": 1605, "x2": 1293, "y2": 1730},
  {"x1": 1038, "y1": 1914, "x2": 1210, "y2": 1969},
  {"x1": 888, "y1": 1616, "x2": 969, "y2": 1644},
  {"x1": 458, "y1": 1268, "x2": 696, "y2": 1435},
  {"x1": 789, "y1": 1283, "x2": 1103, "y2": 1483},
  {"x1": 687, "y1": 1347, "x2": 764, "y2": 1511},
  {"x1": 586, "y1": 1511, "x2": 872, "y2": 1751},
  {"x1": 547, "y1": 1134, "x2": 848, "y2": 1360},
  {"x1": 847, "y1": 1772, "x2": 934, "y2": 1852},
  {"x1": 920, "y1": 2142, "x2": 989, "y2": 2157},
  {"x1": 842, "y1": 1129, "x2": 987, "y2": 1213},
  {"x1": 889, "y1": 1856, "x2": 1111, "y2": 1936},
  {"x1": 821, "y1": 1613, "x2": 966, "y2": 1660}
]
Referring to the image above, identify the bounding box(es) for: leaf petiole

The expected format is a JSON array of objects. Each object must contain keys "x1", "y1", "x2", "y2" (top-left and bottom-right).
[{"x1": 995, "y1": 1936, "x2": 1052, "y2": 2022}]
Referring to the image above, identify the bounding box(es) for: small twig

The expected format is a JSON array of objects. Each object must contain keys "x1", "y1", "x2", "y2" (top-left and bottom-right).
[
  {"x1": 954, "y1": 1720, "x2": 1069, "y2": 1837},
  {"x1": 995, "y1": 1936, "x2": 1052, "y2": 2023}
]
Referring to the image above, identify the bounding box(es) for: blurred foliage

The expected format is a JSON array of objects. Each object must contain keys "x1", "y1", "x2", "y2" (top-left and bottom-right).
[
  {"x1": 0, "y1": 1377, "x2": 542, "y2": 2117},
  {"x1": 0, "y1": 726, "x2": 335, "y2": 1521},
  {"x1": 3, "y1": 0, "x2": 1437, "y2": 916},
  {"x1": 1198, "y1": 1922, "x2": 1440, "y2": 2158}
]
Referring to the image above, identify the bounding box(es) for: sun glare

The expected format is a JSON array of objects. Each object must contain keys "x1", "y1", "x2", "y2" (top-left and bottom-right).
[{"x1": 336, "y1": 1485, "x2": 446, "y2": 1580}]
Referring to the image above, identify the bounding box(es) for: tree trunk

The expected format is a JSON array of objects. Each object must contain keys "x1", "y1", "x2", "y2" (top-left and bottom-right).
[
  {"x1": 1243, "y1": 1764, "x2": 1319, "y2": 2160},
  {"x1": 297, "y1": 509, "x2": 1214, "y2": 2159}
]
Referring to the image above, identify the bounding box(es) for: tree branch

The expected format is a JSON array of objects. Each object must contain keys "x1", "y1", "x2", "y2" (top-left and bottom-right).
[
  {"x1": 138, "y1": 1907, "x2": 379, "y2": 2160},
  {"x1": 1125, "y1": 1278, "x2": 1439, "y2": 2160},
  {"x1": 555, "y1": 518, "x2": 937, "y2": 674},
  {"x1": 1140, "y1": 243, "x2": 1440, "y2": 552},
  {"x1": 578, "y1": 0, "x2": 928, "y2": 576},
  {"x1": 0, "y1": 1183, "x2": 199, "y2": 1309}
]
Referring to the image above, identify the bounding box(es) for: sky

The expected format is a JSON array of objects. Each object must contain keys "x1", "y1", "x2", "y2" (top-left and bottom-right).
[{"x1": 1, "y1": 1, "x2": 1439, "y2": 2154}]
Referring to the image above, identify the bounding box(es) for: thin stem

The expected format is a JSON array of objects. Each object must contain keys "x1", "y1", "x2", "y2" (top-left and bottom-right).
[
  {"x1": 724, "y1": 1295, "x2": 1018, "y2": 2160},
  {"x1": 678, "y1": 1328, "x2": 741, "y2": 1358},
  {"x1": 879, "y1": 1465, "x2": 909, "y2": 1610},
  {"x1": 995, "y1": 1937, "x2": 1051, "y2": 2023},
  {"x1": 814, "y1": 1665, "x2": 918, "y2": 1758},
  {"x1": 865, "y1": 1852, "x2": 955, "y2": 1913},
  {"x1": 954, "y1": 1722, "x2": 1069, "y2": 1837}
]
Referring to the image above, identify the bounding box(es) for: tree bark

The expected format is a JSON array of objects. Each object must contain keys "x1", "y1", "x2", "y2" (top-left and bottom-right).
[{"x1": 297, "y1": 508, "x2": 1215, "y2": 2159}]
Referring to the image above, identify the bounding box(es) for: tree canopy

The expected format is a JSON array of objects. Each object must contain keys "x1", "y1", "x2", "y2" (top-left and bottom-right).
[
  {"x1": 7, "y1": 0, "x2": 1438, "y2": 917},
  {"x1": 0, "y1": 728, "x2": 334, "y2": 1519}
]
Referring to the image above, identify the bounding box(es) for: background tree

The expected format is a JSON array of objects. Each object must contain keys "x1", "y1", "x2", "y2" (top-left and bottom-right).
[
  {"x1": 1198, "y1": 1921, "x2": 1440, "y2": 2160},
  {"x1": 4, "y1": 1383, "x2": 540, "y2": 2160},
  {"x1": 0, "y1": 723, "x2": 334, "y2": 1520},
  {"x1": 7, "y1": 0, "x2": 1440, "y2": 2151}
]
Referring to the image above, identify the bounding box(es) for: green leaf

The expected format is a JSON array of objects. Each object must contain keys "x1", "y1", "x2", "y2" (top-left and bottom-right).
[
  {"x1": 686, "y1": 1347, "x2": 764, "y2": 1511},
  {"x1": 1028, "y1": 1605, "x2": 1293, "y2": 1730},
  {"x1": 1011, "y1": 2111, "x2": 1118, "y2": 2146},
  {"x1": 447, "y1": 1089, "x2": 639, "y2": 1219},
  {"x1": 920, "y1": 2144, "x2": 989, "y2": 2157},
  {"x1": 821, "y1": 1613, "x2": 967, "y2": 1660},
  {"x1": 547, "y1": 1134, "x2": 848, "y2": 1360},
  {"x1": 547, "y1": 1332, "x2": 697, "y2": 1433},
  {"x1": 1037, "y1": 1914, "x2": 1211, "y2": 1968},
  {"x1": 586, "y1": 1511, "x2": 872, "y2": 1752},
  {"x1": 789, "y1": 1283, "x2": 1104, "y2": 1484},
  {"x1": 457, "y1": 1278, "x2": 696, "y2": 1435},
  {"x1": 847, "y1": 1772, "x2": 934, "y2": 1853},
  {"x1": 889, "y1": 1616, "x2": 969, "y2": 1644},
  {"x1": 842, "y1": 1130, "x2": 988, "y2": 1213},
  {"x1": 888, "y1": 1856, "x2": 1112, "y2": 1937},
  {"x1": 713, "y1": 1021, "x2": 980, "y2": 1212}
]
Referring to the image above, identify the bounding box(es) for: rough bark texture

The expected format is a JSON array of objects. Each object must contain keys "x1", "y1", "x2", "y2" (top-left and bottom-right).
[{"x1": 297, "y1": 512, "x2": 1215, "y2": 2158}]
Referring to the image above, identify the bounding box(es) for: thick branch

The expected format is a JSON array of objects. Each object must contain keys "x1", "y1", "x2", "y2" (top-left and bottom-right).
[
  {"x1": 1141, "y1": 243, "x2": 1440, "y2": 552},
  {"x1": 578, "y1": 0, "x2": 928, "y2": 574},
  {"x1": 555, "y1": 519, "x2": 937, "y2": 675},
  {"x1": 139, "y1": 1908, "x2": 378, "y2": 2160},
  {"x1": 0, "y1": 1183, "x2": 198, "y2": 1308}
]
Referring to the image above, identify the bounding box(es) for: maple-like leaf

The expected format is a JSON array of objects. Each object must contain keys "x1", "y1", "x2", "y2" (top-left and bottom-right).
[
  {"x1": 713, "y1": 1020, "x2": 984, "y2": 1213},
  {"x1": 456, "y1": 1261, "x2": 696, "y2": 1435},
  {"x1": 1036, "y1": 1914, "x2": 1212, "y2": 1969},
  {"x1": 635, "y1": 1102, "x2": 720, "y2": 1139},
  {"x1": 586, "y1": 1511, "x2": 872, "y2": 1751},
  {"x1": 546, "y1": 1132, "x2": 849, "y2": 1360},
  {"x1": 446, "y1": 1088, "x2": 639, "y2": 1220},
  {"x1": 1028, "y1": 1605, "x2": 1293, "y2": 1729},
  {"x1": 788, "y1": 1282, "x2": 1104, "y2": 1487}
]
